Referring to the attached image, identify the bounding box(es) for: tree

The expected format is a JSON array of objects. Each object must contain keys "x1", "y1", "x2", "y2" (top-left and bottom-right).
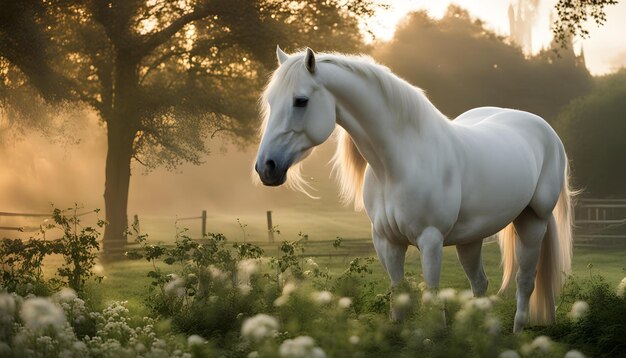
[
  {"x1": 0, "y1": 0, "x2": 378, "y2": 257},
  {"x1": 554, "y1": 70, "x2": 626, "y2": 197},
  {"x1": 553, "y1": 0, "x2": 618, "y2": 48},
  {"x1": 373, "y1": 6, "x2": 592, "y2": 121}
]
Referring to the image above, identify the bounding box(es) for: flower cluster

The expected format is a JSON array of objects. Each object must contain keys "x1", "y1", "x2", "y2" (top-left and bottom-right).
[{"x1": 0, "y1": 289, "x2": 199, "y2": 357}]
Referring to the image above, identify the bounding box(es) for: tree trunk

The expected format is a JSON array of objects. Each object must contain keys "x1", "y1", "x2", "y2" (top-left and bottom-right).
[
  {"x1": 101, "y1": 121, "x2": 134, "y2": 259},
  {"x1": 101, "y1": 50, "x2": 140, "y2": 260}
]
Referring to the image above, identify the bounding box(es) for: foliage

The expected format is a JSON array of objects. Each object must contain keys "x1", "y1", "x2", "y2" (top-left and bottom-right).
[
  {"x1": 2, "y1": 223, "x2": 626, "y2": 357},
  {"x1": 0, "y1": 290, "x2": 203, "y2": 357},
  {"x1": 553, "y1": 0, "x2": 618, "y2": 47},
  {"x1": 532, "y1": 273, "x2": 626, "y2": 358},
  {"x1": 0, "y1": 206, "x2": 103, "y2": 295},
  {"x1": 374, "y1": 5, "x2": 592, "y2": 121},
  {"x1": 554, "y1": 69, "x2": 626, "y2": 197}
]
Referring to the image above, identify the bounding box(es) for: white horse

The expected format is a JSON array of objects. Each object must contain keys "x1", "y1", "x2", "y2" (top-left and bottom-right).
[{"x1": 254, "y1": 47, "x2": 574, "y2": 333}]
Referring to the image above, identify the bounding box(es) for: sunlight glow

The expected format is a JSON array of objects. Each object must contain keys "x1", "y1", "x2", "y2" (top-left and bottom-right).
[{"x1": 362, "y1": 0, "x2": 626, "y2": 74}]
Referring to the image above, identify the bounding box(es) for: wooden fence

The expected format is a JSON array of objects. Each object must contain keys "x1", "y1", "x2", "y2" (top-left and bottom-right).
[
  {"x1": 573, "y1": 198, "x2": 626, "y2": 247},
  {"x1": 3, "y1": 198, "x2": 625, "y2": 255},
  {"x1": 0, "y1": 210, "x2": 95, "y2": 232}
]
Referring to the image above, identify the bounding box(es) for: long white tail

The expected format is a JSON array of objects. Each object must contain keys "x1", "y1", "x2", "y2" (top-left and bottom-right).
[{"x1": 498, "y1": 164, "x2": 575, "y2": 324}]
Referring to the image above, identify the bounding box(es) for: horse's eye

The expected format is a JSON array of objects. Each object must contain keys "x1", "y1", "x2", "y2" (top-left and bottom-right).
[{"x1": 293, "y1": 96, "x2": 309, "y2": 108}]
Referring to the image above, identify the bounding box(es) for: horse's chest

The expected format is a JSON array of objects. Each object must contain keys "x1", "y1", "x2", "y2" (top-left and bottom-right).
[{"x1": 362, "y1": 169, "x2": 457, "y2": 243}]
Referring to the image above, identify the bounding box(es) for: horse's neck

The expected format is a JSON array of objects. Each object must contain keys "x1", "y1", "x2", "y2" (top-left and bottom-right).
[{"x1": 321, "y1": 63, "x2": 453, "y2": 179}]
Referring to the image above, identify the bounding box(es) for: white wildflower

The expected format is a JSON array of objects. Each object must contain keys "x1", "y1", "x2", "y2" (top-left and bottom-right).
[
  {"x1": 473, "y1": 297, "x2": 492, "y2": 311},
  {"x1": 274, "y1": 282, "x2": 298, "y2": 306},
  {"x1": 238, "y1": 259, "x2": 259, "y2": 283},
  {"x1": 311, "y1": 291, "x2": 332, "y2": 305},
  {"x1": 458, "y1": 290, "x2": 474, "y2": 303},
  {"x1": 338, "y1": 297, "x2": 352, "y2": 309},
  {"x1": 421, "y1": 291, "x2": 434, "y2": 304},
  {"x1": 282, "y1": 282, "x2": 298, "y2": 296},
  {"x1": 241, "y1": 314, "x2": 279, "y2": 342},
  {"x1": 349, "y1": 335, "x2": 360, "y2": 345},
  {"x1": 564, "y1": 349, "x2": 586, "y2": 358},
  {"x1": 164, "y1": 276, "x2": 186, "y2": 298},
  {"x1": 55, "y1": 288, "x2": 77, "y2": 302},
  {"x1": 569, "y1": 300, "x2": 589, "y2": 321},
  {"x1": 187, "y1": 334, "x2": 206, "y2": 346},
  {"x1": 0, "y1": 293, "x2": 16, "y2": 315},
  {"x1": 279, "y1": 336, "x2": 326, "y2": 358},
  {"x1": 274, "y1": 295, "x2": 289, "y2": 307},
  {"x1": 135, "y1": 343, "x2": 147, "y2": 353},
  {"x1": 248, "y1": 352, "x2": 260, "y2": 358},
  {"x1": 209, "y1": 265, "x2": 228, "y2": 281},
  {"x1": 617, "y1": 277, "x2": 626, "y2": 297},
  {"x1": 489, "y1": 294, "x2": 501, "y2": 303},
  {"x1": 498, "y1": 350, "x2": 520, "y2": 358},
  {"x1": 303, "y1": 270, "x2": 313, "y2": 276},
  {"x1": 438, "y1": 288, "x2": 456, "y2": 302},
  {"x1": 395, "y1": 293, "x2": 411, "y2": 308},
  {"x1": 305, "y1": 258, "x2": 319, "y2": 268},
  {"x1": 422, "y1": 338, "x2": 433, "y2": 347},
  {"x1": 530, "y1": 335, "x2": 552, "y2": 353},
  {"x1": 239, "y1": 284, "x2": 252, "y2": 296},
  {"x1": 92, "y1": 263, "x2": 105, "y2": 276},
  {"x1": 20, "y1": 297, "x2": 66, "y2": 330},
  {"x1": 418, "y1": 282, "x2": 427, "y2": 292}
]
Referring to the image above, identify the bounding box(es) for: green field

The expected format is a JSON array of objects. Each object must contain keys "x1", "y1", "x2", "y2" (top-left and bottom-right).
[{"x1": 93, "y1": 241, "x2": 626, "y2": 316}]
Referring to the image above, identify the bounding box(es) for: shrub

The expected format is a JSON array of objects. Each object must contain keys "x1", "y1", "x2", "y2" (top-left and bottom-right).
[{"x1": 0, "y1": 206, "x2": 103, "y2": 296}]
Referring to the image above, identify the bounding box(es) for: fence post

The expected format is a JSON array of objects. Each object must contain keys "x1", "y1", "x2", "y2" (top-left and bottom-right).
[
  {"x1": 201, "y1": 210, "x2": 207, "y2": 238},
  {"x1": 267, "y1": 210, "x2": 274, "y2": 242}
]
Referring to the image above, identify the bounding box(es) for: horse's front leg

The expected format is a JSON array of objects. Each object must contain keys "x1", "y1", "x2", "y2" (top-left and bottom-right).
[
  {"x1": 415, "y1": 227, "x2": 444, "y2": 289},
  {"x1": 372, "y1": 229, "x2": 408, "y2": 321},
  {"x1": 415, "y1": 226, "x2": 446, "y2": 325}
]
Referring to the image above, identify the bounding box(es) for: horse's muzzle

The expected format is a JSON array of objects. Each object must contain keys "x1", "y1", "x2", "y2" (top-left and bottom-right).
[{"x1": 255, "y1": 159, "x2": 287, "y2": 186}]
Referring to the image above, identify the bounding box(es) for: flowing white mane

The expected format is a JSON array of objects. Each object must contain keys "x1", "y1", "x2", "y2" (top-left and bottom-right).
[{"x1": 258, "y1": 51, "x2": 447, "y2": 208}]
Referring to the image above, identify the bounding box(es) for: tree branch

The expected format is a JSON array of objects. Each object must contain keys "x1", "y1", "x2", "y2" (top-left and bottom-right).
[{"x1": 139, "y1": 3, "x2": 215, "y2": 56}]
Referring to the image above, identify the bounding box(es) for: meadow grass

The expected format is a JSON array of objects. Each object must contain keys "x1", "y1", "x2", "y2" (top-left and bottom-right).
[{"x1": 93, "y1": 243, "x2": 625, "y2": 319}]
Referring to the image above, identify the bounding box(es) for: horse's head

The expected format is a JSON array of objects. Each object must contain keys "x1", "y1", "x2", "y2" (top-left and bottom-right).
[{"x1": 255, "y1": 46, "x2": 336, "y2": 186}]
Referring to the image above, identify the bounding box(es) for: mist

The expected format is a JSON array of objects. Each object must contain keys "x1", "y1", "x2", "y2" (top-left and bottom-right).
[{"x1": 0, "y1": 110, "x2": 370, "y2": 241}]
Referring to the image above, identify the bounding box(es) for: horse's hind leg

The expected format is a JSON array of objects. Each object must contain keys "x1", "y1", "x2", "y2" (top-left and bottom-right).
[
  {"x1": 512, "y1": 207, "x2": 549, "y2": 333},
  {"x1": 372, "y1": 229, "x2": 408, "y2": 320},
  {"x1": 456, "y1": 240, "x2": 489, "y2": 297}
]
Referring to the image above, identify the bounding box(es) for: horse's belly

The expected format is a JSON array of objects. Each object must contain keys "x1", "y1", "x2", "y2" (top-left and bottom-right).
[
  {"x1": 445, "y1": 171, "x2": 535, "y2": 245},
  {"x1": 445, "y1": 211, "x2": 518, "y2": 245}
]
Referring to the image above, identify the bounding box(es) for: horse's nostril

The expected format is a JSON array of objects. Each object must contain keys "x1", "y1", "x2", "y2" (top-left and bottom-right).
[
  {"x1": 265, "y1": 159, "x2": 276, "y2": 172},
  {"x1": 254, "y1": 162, "x2": 259, "y2": 173}
]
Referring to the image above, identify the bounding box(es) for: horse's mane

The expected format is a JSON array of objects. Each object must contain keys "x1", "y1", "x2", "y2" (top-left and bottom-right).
[{"x1": 259, "y1": 51, "x2": 446, "y2": 210}]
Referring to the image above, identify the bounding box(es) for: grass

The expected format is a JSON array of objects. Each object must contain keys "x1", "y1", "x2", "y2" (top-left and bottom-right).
[{"x1": 92, "y1": 242, "x2": 625, "y2": 319}]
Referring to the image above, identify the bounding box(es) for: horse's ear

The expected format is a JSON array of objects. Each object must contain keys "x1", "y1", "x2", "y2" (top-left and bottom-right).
[
  {"x1": 305, "y1": 47, "x2": 316, "y2": 74},
  {"x1": 276, "y1": 45, "x2": 289, "y2": 65}
]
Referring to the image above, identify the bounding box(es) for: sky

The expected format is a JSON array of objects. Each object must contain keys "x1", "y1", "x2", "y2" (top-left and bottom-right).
[{"x1": 364, "y1": 0, "x2": 626, "y2": 75}]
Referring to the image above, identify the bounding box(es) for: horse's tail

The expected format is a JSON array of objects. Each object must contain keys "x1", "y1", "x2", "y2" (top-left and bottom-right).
[
  {"x1": 498, "y1": 162, "x2": 575, "y2": 324},
  {"x1": 331, "y1": 128, "x2": 367, "y2": 211}
]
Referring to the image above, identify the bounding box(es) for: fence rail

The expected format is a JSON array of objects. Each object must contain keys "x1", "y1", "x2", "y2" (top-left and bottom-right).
[
  {"x1": 0, "y1": 210, "x2": 96, "y2": 233},
  {"x1": 573, "y1": 198, "x2": 626, "y2": 247}
]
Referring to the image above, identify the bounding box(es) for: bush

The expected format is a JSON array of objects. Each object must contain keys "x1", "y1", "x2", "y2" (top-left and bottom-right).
[
  {"x1": 531, "y1": 273, "x2": 626, "y2": 357},
  {"x1": 0, "y1": 206, "x2": 103, "y2": 296}
]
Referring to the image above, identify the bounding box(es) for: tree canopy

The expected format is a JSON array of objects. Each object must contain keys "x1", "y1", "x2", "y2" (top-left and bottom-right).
[
  {"x1": 555, "y1": 70, "x2": 626, "y2": 197},
  {"x1": 0, "y1": 0, "x2": 378, "y2": 254},
  {"x1": 373, "y1": 6, "x2": 592, "y2": 121}
]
